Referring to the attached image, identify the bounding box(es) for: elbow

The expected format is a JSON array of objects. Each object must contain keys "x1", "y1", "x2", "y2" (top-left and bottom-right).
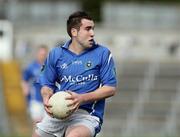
[
  {"x1": 112, "y1": 87, "x2": 117, "y2": 96},
  {"x1": 102, "y1": 85, "x2": 117, "y2": 97},
  {"x1": 109, "y1": 86, "x2": 116, "y2": 97}
]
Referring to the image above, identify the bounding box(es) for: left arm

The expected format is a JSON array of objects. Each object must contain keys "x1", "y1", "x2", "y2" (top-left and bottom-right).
[
  {"x1": 79, "y1": 85, "x2": 116, "y2": 103},
  {"x1": 67, "y1": 85, "x2": 116, "y2": 110}
]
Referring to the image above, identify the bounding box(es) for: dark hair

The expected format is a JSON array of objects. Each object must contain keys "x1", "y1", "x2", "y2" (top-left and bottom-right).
[
  {"x1": 67, "y1": 11, "x2": 93, "y2": 37},
  {"x1": 38, "y1": 44, "x2": 48, "y2": 50}
]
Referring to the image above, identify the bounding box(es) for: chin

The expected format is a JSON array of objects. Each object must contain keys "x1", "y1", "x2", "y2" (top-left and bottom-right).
[
  {"x1": 84, "y1": 44, "x2": 92, "y2": 48},
  {"x1": 89, "y1": 42, "x2": 94, "y2": 46},
  {"x1": 88, "y1": 44, "x2": 93, "y2": 48}
]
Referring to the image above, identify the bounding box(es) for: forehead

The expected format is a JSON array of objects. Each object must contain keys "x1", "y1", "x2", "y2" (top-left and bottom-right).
[
  {"x1": 38, "y1": 48, "x2": 48, "y2": 53},
  {"x1": 80, "y1": 19, "x2": 94, "y2": 27}
]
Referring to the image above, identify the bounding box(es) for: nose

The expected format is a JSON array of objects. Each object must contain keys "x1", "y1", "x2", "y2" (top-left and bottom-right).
[{"x1": 90, "y1": 29, "x2": 94, "y2": 37}]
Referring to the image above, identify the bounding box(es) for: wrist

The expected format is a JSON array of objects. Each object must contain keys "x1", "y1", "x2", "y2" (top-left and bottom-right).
[
  {"x1": 79, "y1": 94, "x2": 86, "y2": 104},
  {"x1": 41, "y1": 86, "x2": 53, "y2": 101}
]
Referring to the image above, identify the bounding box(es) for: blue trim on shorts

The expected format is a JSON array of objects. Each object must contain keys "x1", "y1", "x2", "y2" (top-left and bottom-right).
[{"x1": 94, "y1": 122, "x2": 101, "y2": 137}]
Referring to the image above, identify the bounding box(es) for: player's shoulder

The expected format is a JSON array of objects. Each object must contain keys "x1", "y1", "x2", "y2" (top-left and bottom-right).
[
  {"x1": 49, "y1": 43, "x2": 64, "y2": 55},
  {"x1": 27, "y1": 60, "x2": 38, "y2": 68},
  {"x1": 54, "y1": 41, "x2": 65, "y2": 48},
  {"x1": 94, "y1": 42, "x2": 111, "y2": 54}
]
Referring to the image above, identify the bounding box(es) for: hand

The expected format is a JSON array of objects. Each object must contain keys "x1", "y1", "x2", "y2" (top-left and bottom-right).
[
  {"x1": 65, "y1": 91, "x2": 84, "y2": 113},
  {"x1": 43, "y1": 92, "x2": 53, "y2": 117}
]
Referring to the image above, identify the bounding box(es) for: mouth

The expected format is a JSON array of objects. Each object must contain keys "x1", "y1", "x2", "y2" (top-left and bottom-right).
[{"x1": 89, "y1": 39, "x2": 94, "y2": 44}]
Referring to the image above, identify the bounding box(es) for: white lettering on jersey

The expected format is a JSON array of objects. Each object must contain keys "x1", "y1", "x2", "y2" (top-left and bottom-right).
[
  {"x1": 60, "y1": 74, "x2": 98, "y2": 85},
  {"x1": 72, "y1": 60, "x2": 82, "y2": 65},
  {"x1": 61, "y1": 63, "x2": 68, "y2": 69}
]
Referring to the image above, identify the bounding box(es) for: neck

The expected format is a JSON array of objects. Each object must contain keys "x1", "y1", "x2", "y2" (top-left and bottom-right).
[
  {"x1": 69, "y1": 40, "x2": 84, "y2": 55},
  {"x1": 37, "y1": 59, "x2": 44, "y2": 65}
]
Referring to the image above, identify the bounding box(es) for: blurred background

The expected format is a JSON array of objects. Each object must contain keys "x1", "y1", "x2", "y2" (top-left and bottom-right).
[{"x1": 0, "y1": 0, "x2": 180, "y2": 137}]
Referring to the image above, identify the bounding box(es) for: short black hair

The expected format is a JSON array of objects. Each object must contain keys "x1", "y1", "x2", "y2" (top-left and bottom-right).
[{"x1": 67, "y1": 11, "x2": 93, "y2": 37}]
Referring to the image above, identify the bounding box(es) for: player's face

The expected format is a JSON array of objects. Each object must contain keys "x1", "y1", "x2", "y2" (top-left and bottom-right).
[
  {"x1": 37, "y1": 48, "x2": 48, "y2": 64},
  {"x1": 76, "y1": 19, "x2": 95, "y2": 49}
]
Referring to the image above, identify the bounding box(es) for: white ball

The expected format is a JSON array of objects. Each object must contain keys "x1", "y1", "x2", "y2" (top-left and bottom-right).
[{"x1": 48, "y1": 91, "x2": 73, "y2": 119}]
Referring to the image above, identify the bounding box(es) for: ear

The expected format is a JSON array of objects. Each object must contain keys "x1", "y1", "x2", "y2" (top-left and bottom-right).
[{"x1": 71, "y1": 28, "x2": 78, "y2": 37}]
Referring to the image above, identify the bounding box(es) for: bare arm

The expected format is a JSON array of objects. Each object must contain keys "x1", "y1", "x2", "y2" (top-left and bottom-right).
[
  {"x1": 41, "y1": 86, "x2": 54, "y2": 116},
  {"x1": 21, "y1": 80, "x2": 30, "y2": 97},
  {"x1": 67, "y1": 85, "x2": 116, "y2": 111},
  {"x1": 80, "y1": 85, "x2": 116, "y2": 103}
]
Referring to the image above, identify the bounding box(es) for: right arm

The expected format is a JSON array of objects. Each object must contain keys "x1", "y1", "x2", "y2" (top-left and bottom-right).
[
  {"x1": 41, "y1": 86, "x2": 53, "y2": 116},
  {"x1": 21, "y1": 80, "x2": 30, "y2": 97},
  {"x1": 21, "y1": 65, "x2": 32, "y2": 97},
  {"x1": 40, "y1": 48, "x2": 61, "y2": 116}
]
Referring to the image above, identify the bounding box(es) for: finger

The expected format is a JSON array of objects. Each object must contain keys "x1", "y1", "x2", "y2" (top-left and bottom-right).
[
  {"x1": 65, "y1": 96, "x2": 73, "y2": 100},
  {"x1": 44, "y1": 100, "x2": 52, "y2": 107},
  {"x1": 45, "y1": 104, "x2": 52, "y2": 107},
  {"x1": 44, "y1": 105, "x2": 52, "y2": 113},
  {"x1": 66, "y1": 98, "x2": 78, "y2": 107},
  {"x1": 66, "y1": 90, "x2": 73, "y2": 95},
  {"x1": 67, "y1": 100, "x2": 75, "y2": 107},
  {"x1": 69, "y1": 103, "x2": 79, "y2": 112},
  {"x1": 65, "y1": 91, "x2": 73, "y2": 100},
  {"x1": 73, "y1": 106, "x2": 79, "y2": 112}
]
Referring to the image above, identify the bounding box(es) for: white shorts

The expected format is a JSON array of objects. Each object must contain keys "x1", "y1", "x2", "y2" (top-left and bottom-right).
[
  {"x1": 29, "y1": 100, "x2": 45, "y2": 121},
  {"x1": 36, "y1": 109, "x2": 101, "y2": 137}
]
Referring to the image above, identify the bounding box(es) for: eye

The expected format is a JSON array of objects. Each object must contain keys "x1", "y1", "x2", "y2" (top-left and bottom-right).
[{"x1": 85, "y1": 27, "x2": 91, "y2": 31}]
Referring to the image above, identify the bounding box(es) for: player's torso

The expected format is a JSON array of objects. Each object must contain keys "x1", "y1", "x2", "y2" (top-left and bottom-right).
[
  {"x1": 55, "y1": 49, "x2": 102, "y2": 93},
  {"x1": 30, "y1": 61, "x2": 41, "y2": 79}
]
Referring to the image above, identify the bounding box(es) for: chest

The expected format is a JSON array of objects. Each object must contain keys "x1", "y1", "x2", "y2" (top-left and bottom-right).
[
  {"x1": 55, "y1": 53, "x2": 100, "y2": 77},
  {"x1": 31, "y1": 64, "x2": 41, "y2": 78}
]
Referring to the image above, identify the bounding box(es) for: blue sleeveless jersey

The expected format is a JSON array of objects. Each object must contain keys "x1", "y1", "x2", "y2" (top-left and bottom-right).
[{"x1": 40, "y1": 40, "x2": 117, "y2": 123}]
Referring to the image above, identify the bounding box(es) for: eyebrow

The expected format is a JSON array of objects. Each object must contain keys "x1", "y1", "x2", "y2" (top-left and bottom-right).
[{"x1": 85, "y1": 25, "x2": 95, "y2": 29}]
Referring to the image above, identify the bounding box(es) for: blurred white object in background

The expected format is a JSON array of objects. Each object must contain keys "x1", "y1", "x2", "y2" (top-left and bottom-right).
[{"x1": 0, "y1": 20, "x2": 13, "y2": 61}]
